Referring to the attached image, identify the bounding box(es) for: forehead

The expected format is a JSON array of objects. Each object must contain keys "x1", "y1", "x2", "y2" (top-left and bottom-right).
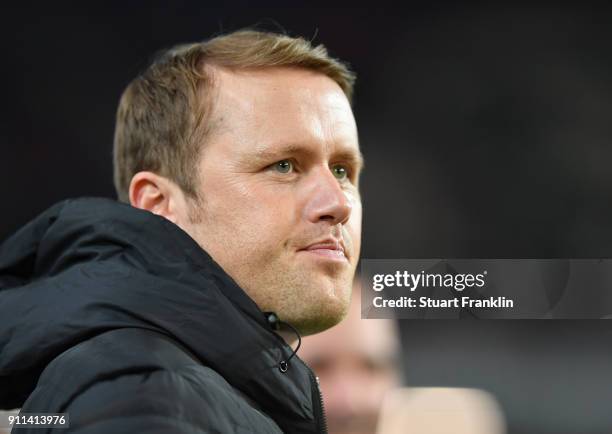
[{"x1": 207, "y1": 66, "x2": 359, "y2": 155}]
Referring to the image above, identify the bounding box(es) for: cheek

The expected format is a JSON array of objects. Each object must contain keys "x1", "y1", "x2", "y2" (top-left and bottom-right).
[
  {"x1": 205, "y1": 181, "x2": 299, "y2": 247},
  {"x1": 348, "y1": 197, "x2": 363, "y2": 249}
]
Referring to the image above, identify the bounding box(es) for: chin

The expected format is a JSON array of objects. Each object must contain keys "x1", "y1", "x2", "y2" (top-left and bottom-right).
[
  {"x1": 293, "y1": 287, "x2": 352, "y2": 336},
  {"x1": 247, "y1": 261, "x2": 355, "y2": 335}
]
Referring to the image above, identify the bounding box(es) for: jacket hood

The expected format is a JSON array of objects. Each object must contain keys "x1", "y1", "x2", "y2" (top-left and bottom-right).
[{"x1": 0, "y1": 198, "x2": 317, "y2": 432}]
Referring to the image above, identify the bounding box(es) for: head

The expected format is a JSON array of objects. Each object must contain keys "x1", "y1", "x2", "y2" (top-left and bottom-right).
[
  {"x1": 113, "y1": 30, "x2": 362, "y2": 335},
  {"x1": 300, "y1": 283, "x2": 403, "y2": 434}
]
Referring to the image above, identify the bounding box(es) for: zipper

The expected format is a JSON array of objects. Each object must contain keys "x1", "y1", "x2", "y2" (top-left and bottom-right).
[
  {"x1": 264, "y1": 312, "x2": 328, "y2": 433},
  {"x1": 303, "y1": 360, "x2": 329, "y2": 434}
]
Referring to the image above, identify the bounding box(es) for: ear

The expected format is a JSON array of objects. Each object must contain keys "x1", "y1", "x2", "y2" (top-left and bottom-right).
[{"x1": 128, "y1": 171, "x2": 182, "y2": 224}]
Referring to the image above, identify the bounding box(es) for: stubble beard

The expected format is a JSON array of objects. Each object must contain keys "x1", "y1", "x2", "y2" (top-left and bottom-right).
[
  {"x1": 248, "y1": 256, "x2": 355, "y2": 336},
  {"x1": 186, "y1": 199, "x2": 354, "y2": 336}
]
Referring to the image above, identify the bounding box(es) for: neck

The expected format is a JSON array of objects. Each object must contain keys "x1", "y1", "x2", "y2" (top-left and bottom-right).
[{"x1": 276, "y1": 327, "x2": 299, "y2": 350}]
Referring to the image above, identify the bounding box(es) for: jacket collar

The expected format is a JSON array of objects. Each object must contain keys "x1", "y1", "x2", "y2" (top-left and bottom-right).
[{"x1": 0, "y1": 198, "x2": 320, "y2": 433}]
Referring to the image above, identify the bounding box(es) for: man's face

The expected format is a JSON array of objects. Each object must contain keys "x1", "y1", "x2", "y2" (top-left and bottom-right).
[{"x1": 180, "y1": 66, "x2": 362, "y2": 335}]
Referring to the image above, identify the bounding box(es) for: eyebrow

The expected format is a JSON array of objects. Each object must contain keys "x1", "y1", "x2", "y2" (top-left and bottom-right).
[
  {"x1": 336, "y1": 149, "x2": 365, "y2": 171},
  {"x1": 252, "y1": 143, "x2": 365, "y2": 170}
]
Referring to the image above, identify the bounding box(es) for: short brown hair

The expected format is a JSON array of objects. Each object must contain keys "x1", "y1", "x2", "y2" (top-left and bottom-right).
[{"x1": 113, "y1": 29, "x2": 356, "y2": 203}]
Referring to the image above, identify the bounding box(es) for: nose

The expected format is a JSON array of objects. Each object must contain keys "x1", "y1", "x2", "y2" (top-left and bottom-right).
[{"x1": 303, "y1": 166, "x2": 353, "y2": 225}]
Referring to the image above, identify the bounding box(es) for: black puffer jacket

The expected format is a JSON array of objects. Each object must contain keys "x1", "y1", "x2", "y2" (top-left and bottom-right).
[{"x1": 0, "y1": 198, "x2": 327, "y2": 433}]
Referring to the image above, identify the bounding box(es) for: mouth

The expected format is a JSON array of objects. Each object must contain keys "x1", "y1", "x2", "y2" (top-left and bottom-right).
[{"x1": 298, "y1": 239, "x2": 349, "y2": 263}]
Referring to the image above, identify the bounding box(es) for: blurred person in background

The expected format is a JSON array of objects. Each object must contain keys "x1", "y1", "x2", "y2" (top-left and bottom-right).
[
  {"x1": 0, "y1": 410, "x2": 18, "y2": 434},
  {"x1": 300, "y1": 280, "x2": 403, "y2": 434},
  {"x1": 0, "y1": 29, "x2": 362, "y2": 433}
]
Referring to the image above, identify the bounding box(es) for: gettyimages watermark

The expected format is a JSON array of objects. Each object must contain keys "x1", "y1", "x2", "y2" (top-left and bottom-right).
[{"x1": 360, "y1": 259, "x2": 612, "y2": 319}]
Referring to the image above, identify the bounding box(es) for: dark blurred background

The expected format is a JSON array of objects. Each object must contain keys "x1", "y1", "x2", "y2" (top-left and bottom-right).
[{"x1": 1, "y1": 4, "x2": 612, "y2": 433}]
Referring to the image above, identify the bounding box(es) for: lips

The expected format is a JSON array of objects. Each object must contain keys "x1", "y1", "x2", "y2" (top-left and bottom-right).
[{"x1": 300, "y1": 239, "x2": 348, "y2": 261}]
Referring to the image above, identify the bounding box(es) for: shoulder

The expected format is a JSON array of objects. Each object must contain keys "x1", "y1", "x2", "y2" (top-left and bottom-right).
[{"x1": 23, "y1": 328, "x2": 282, "y2": 433}]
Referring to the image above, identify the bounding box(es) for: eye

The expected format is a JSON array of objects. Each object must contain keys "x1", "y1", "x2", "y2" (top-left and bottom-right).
[
  {"x1": 272, "y1": 160, "x2": 293, "y2": 174},
  {"x1": 331, "y1": 164, "x2": 349, "y2": 181}
]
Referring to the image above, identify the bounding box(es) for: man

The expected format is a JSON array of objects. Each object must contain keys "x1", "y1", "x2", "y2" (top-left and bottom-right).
[
  {"x1": 0, "y1": 29, "x2": 362, "y2": 433},
  {"x1": 300, "y1": 283, "x2": 402, "y2": 434}
]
